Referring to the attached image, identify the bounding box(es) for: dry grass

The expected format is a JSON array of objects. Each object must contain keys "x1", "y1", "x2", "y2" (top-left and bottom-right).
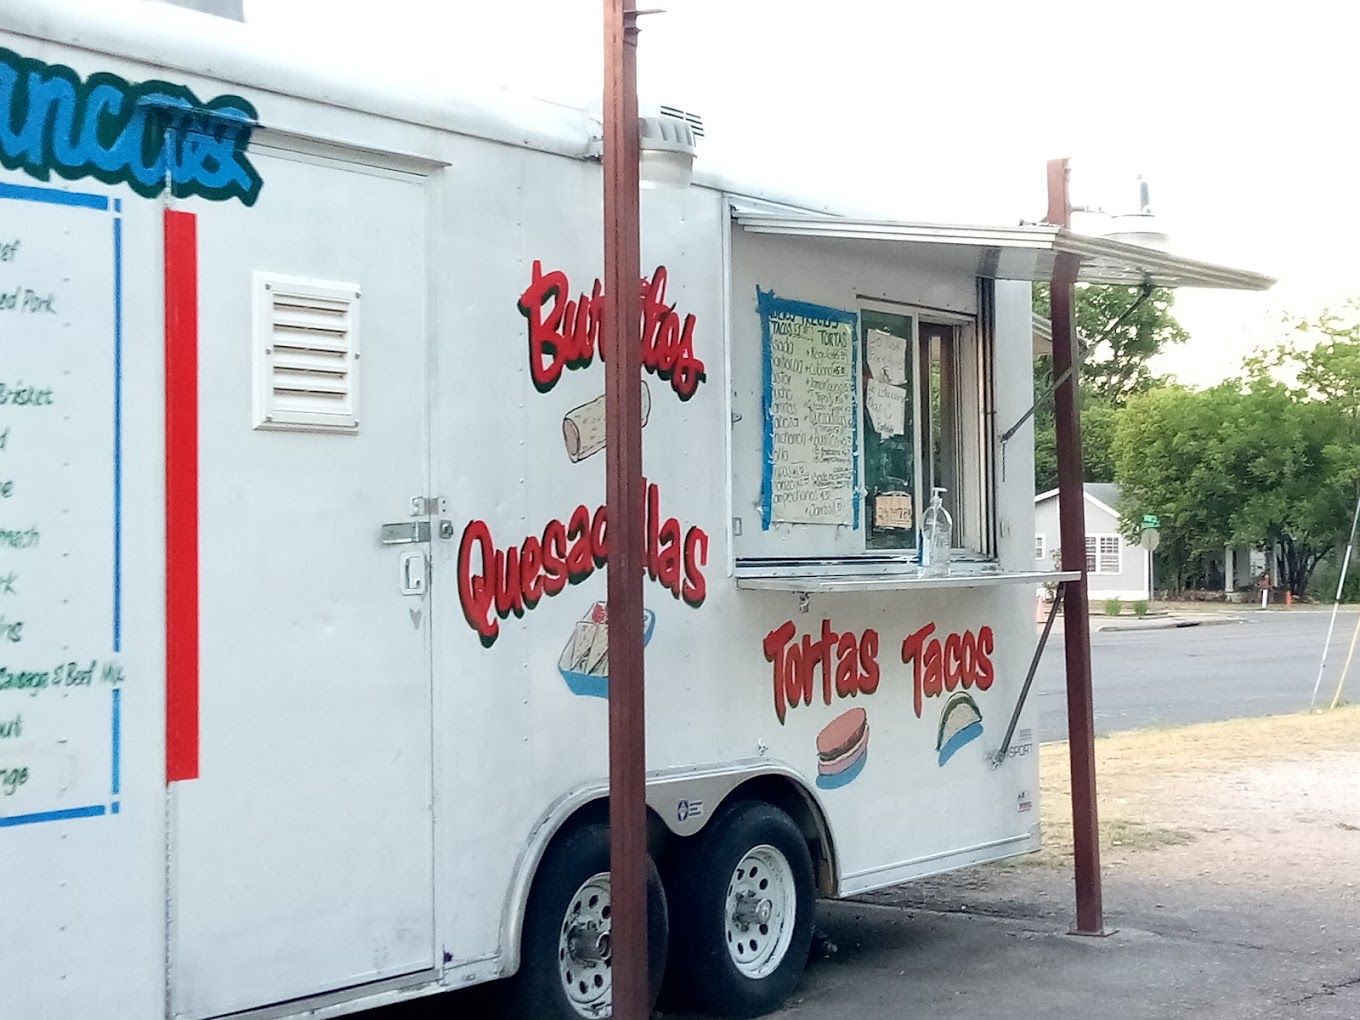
[{"x1": 1020, "y1": 706, "x2": 1360, "y2": 869}]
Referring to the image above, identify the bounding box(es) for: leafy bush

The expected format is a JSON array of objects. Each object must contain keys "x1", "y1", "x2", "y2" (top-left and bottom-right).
[
  {"x1": 1132, "y1": 600, "x2": 1149, "y2": 617},
  {"x1": 1104, "y1": 598, "x2": 1123, "y2": 616}
]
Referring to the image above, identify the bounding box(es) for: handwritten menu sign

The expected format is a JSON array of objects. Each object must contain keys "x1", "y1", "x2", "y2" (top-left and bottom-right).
[
  {"x1": 758, "y1": 292, "x2": 858, "y2": 528},
  {"x1": 1, "y1": 184, "x2": 125, "y2": 828}
]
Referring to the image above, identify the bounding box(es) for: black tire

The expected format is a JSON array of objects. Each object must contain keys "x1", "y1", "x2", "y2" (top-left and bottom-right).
[
  {"x1": 503, "y1": 820, "x2": 668, "y2": 1020},
  {"x1": 668, "y1": 801, "x2": 816, "y2": 1018}
]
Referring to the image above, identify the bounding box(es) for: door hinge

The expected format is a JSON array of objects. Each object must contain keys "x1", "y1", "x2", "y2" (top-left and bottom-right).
[{"x1": 410, "y1": 496, "x2": 447, "y2": 516}]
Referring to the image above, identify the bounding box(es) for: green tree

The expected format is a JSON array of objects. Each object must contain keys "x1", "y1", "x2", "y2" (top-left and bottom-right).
[
  {"x1": 1032, "y1": 283, "x2": 1189, "y2": 491},
  {"x1": 1112, "y1": 377, "x2": 1348, "y2": 597}
]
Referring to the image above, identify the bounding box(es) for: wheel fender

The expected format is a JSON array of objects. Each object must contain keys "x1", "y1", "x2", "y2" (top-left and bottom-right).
[{"x1": 497, "y1": 758, "x2": 838, "y2": 977}]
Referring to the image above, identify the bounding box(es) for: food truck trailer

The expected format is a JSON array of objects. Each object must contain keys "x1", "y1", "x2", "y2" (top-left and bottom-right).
[{"x1": 0, "y1": 3, "x2": 1274, "y2": 1018}]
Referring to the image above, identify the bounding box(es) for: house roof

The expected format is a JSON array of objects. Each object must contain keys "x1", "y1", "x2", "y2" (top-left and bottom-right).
[{"x1": 1035, "y1": 482, "x2": 1121, "y2": 518}]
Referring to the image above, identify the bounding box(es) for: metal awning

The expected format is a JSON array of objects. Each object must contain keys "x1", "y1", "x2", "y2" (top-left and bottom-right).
[{"x1": 732, "y1": 208, "x2": 1275, "y2": 292}]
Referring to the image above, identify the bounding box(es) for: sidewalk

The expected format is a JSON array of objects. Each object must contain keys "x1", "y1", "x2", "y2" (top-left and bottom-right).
[
  {"x1": 1038, "y1": 599, "x2": 1358, "y2": 634},
  {"x1": 1040, "y1": 607, "x2": 1251, "y2": 634}
]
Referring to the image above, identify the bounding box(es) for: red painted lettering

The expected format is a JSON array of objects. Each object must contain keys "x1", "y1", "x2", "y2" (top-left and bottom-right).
[
  {"x1": 681, "y1": 527, "x2": 708, "y2": 606},
  {"x1": 456, "y1": 481, "x2": 710, "y2": 646},
  {"x1": 902, "y1": 623, "x2": 936, "y2": 718},
  {"x1": 763, "y1": 621, "x2": 882, "y2": 721},
  {"x1": 521, "y1": 536, "x2": 544, "y2": 605},
  {"x1": 542, "y1": 520, "x2": 568, "y2": 596},
  {"x1": 858, "y1": 630, "x2": 880, "y2": 694},
  {"x1": 903, "y1": 622, "x2": 997, "y2": 715},
  {"x1": 834, "y1": 632, "x2": 858, "y2": 698},
  {"x1": 457, "y1": 520, "x2": 498, "y2": 645},
  {"x1": 764, "y1": 621, "x2": 798, "y2": 724},
  {"x1": 944, "y1": 633, "x2": 963, "y2": 691},
  {"x1": 819, "y1": 619, "x2": 836, "y2": 705},
  {"x1": 518, "y1": 260, "x2": 706, "y2": 400},
  {"x1": 976, "y1": 626, "x2": 995, "y2": 690},
  {"x1": 566, "y1": 505, "x2": 593, "y2": 577},
  {"x1": 589, "y1": 506, "x2": 608, "y2": 566}
]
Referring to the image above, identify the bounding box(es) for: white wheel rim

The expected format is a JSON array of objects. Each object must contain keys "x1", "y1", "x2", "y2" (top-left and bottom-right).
[
  {"x1": 724, "y1": 843, "x2": 797, "y2": 979},
  {"x1": 557, "y1": 871, "x2": 613, "y2": 1018}
]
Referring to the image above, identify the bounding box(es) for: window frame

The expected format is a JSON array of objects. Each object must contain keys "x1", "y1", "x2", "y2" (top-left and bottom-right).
[
  {"x1": 856, "y1": 296, "x2": 989, "y2": 559},
  {"x1": 1084, "y1": 533, "x2": 1123, "y2": 575}
]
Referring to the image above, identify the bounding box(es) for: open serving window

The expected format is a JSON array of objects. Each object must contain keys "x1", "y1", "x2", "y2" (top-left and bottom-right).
[{"x1": 725, "y1": 201, "x2": 1274, "y2": 592}]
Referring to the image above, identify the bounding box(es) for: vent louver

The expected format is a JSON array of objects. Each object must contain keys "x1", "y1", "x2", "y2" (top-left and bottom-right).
[
  {"x1": 253, "y1": 273, "x2": 361, "y2": 433},
  {"x1": 659, "y1": 104, "x2": 704, "y2": 138}
]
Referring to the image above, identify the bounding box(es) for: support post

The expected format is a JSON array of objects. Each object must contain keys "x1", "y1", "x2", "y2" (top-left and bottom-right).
[
  {"x1": 603, "y1": 2, "x2": 649, "y2": 1017},
  {"x1": 1047, "y1": 157, "x2": 1105, "y2": 936}
]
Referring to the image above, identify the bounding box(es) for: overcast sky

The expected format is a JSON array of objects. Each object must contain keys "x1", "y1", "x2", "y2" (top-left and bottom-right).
[{"x1": 243, "y1": 0, "x2": 1360, "y2": 385}]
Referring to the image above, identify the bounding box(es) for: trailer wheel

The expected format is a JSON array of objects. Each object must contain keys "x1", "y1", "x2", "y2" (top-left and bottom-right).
[
  {"x1": 669, "y1": 801, "x2": 815, "y2": 1018},
  {"x1": 504, "y1": 820, "x2": 668, "y2": 1020}
]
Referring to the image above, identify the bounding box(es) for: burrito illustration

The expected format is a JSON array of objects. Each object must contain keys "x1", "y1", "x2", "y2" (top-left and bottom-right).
[
  {"x1": 557, "y1": 600, "x2": 657, "y2": 699},
  {"x1": 936, "y1": 692, "x2": 983, "y2": 766},
  {"x1": 815, "y1": 707, "x2": 869, "y2": 790},
  {"x1": 562, "y1": 381, "x2": 652, "y2": 463}
]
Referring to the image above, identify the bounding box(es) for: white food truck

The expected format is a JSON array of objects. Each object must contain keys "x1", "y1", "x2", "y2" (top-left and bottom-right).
[{"x1": 0, "y1": 4, "x2": 1272, "y2": 1019}]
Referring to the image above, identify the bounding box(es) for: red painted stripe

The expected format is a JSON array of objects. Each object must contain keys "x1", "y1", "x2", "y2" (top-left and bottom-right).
[{"x1": 164, "y1": 209, "x2": 200, "y2": 783}]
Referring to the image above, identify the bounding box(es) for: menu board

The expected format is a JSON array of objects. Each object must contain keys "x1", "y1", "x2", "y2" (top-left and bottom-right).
[
  {"x1": 757, "y1": 291, "x2": 859, "y2": 529},
  {"x1": 0, "y1": 183, "x2": 125, "y2": 828}
]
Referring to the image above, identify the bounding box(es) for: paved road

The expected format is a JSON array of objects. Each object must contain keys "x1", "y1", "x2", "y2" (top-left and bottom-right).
[{"x1": 1033, "y1": 610, "x2": 1355, "y2": 742}]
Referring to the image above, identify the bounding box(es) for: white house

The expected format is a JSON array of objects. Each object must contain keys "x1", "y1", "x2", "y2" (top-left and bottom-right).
[{"x1": 1035, "y1": 483, "x2": 1150, "y2": 601}]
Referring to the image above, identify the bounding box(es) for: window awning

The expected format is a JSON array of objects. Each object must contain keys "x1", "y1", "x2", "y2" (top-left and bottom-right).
[{"x1": 732, "y1": 208, "x2": 1275, "y2": 292}]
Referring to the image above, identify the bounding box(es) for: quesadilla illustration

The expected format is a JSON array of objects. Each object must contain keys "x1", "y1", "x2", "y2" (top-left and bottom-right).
[
  {"x1": 815, "y1": 707, "x2": 869, "y2": 790},
  {"x1": 935, "y1": 691, "x2": 983, "y2": 766},
  {"x1": 557, "y1": 601, "x2": 657, "y2": 699}
]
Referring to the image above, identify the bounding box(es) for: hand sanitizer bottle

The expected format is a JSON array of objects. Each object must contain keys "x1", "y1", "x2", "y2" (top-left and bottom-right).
[{"x1": 919, "y1": 487, "x2": 953, "y2": 577}]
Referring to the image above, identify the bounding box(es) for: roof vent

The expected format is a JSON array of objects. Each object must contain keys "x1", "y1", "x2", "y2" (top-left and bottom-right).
[
  {"x1": 638, "y1": 114, "x2": 697, "y2": 189},
  {"x1": 659, "y1": 105, "x2": 705, "y2": 139}
]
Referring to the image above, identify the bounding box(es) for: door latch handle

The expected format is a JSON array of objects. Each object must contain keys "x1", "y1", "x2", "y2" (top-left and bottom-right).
[
  {"x1": 381, "y1": 520, "x2": 431, "y2": 545},
  {"x1": 399, "y1": 551, "x2": 427, "y2": 595}
]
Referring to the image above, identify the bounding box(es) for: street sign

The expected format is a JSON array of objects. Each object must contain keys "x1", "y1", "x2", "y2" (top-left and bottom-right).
[
  {"x1": 1140, "y1": 528, "x2": 1160, "y2": 552},
  {"x1": 1142, "y1": 514, "x2": 1160, "y2": 529}
]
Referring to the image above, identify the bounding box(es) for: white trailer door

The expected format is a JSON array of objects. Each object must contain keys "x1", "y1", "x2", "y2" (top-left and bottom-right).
[{"x1": 169, "y1": 150, "x2": 435, "y2": 1019}]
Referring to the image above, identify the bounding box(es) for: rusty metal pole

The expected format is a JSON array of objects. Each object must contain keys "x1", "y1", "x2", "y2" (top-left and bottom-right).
[
  {"x1": 603, "y1": 1, "x2": 649, "y2": 1016},
  {"x1": 1046, "y1": 157, "x2": 1105, "y2": 935}
]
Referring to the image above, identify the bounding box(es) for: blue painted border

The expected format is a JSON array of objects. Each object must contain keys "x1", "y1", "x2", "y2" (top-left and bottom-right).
[
  {"x1": 0, "y1": 805, "x2": 107, "y2": 828},
  {"x1": 755, "y1": 290, "x2": 861, "y2": 531},
  {"x1": 0, "y1": 179, "x2": 108, "y2": 210},
  {"x1": 0, "y1": 182, "x2": 124, "y2": 829},
  {"x1": 112, "y1": 212, "x2": 123, "y2": 651},
  {"x1": 111, "y1": 688, "x2": 122, "y2": 796}
]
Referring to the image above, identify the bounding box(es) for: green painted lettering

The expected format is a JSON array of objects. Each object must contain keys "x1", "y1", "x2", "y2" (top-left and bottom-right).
[
  {"x1": 0, "y1": 765, "x2": 28, "y2": 796},
  {"x1": 0, "y1": 526, "x2": 38, "y2": 549}
]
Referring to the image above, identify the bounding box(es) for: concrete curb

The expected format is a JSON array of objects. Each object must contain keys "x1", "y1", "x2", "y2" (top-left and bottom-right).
[{"x1": 1099, "y1": 616, "x2": 1248, "y2": 634}]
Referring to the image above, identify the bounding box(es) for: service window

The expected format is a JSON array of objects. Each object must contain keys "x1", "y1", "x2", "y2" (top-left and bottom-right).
[{"x1": 733, "y1": 286, "x2": 993, "y2": 569}]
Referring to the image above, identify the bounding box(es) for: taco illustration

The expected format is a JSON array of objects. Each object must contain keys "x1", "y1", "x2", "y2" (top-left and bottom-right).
[
  {"x1": 815, "y1": 707, "x2": 869, "y2": 790},
  {"x1": 936, "y1": 692, "x2": 983, "y2": 766},
  {"x1": 557, "y1": 601, "x2": 657, "y2": 699}
]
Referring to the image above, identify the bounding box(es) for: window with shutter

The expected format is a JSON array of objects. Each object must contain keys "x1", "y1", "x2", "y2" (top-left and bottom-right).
[
  {"x1": 253, "y1": 272, "x2": 360, "y2": 433},
  {"x1": 1084, "y1": 534, "x2": 1122, "y2": 574},
  {"x1": 1098, "y1": 534, "x2": 1122, "y2": 573}
]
